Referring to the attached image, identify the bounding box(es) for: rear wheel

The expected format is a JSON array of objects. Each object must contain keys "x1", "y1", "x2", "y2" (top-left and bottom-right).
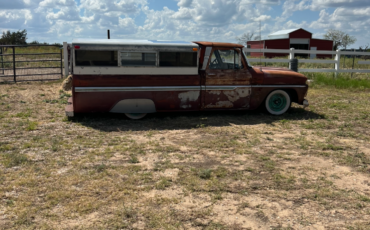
[
  {"x1": 265, "y1": 90, "x2": 291, "y2": 115},
  {"x1": 125, "y1": 113, "x2": 147, "y2": 120}
]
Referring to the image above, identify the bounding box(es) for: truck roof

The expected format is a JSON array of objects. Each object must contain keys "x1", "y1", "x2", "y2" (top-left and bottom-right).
[
  {"x1": 72, "y1": 39, "x2": 198, "y2": 47},
  {"x1": 193, "y1": 41, "x2": 244, "y2": 48}
]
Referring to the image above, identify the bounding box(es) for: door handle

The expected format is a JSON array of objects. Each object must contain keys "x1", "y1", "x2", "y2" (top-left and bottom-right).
[{"x1": 208, "y1": 73, "x2": 215, "y2": 75}]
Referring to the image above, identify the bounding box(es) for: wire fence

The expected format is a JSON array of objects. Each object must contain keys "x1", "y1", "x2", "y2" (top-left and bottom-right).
[{"x1": 0, "y1": 45, "x2": 63, "y2": 83}]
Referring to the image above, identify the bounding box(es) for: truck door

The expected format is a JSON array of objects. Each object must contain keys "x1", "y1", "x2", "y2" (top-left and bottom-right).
[{"x1": 203, "y1": 47, "x2": 252, "y2": 109}]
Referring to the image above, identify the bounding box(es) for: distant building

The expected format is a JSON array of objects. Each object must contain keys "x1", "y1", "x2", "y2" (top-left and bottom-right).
[{"x1": 246, "y1": 28, "x2": 333, "y2": 59}]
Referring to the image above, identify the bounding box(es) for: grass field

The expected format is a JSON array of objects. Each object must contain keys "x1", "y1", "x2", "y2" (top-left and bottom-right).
[{"x1": 0, "y1": 80, "x2": 370, "y2": 229}]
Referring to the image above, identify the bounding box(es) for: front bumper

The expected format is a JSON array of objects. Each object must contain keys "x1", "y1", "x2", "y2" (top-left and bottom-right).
[
  {"x1": 303, "y1": 99, "x2": 309, "y2": 108},
  {"x1": 65, "y1": 97, "x2": 74, "y2": 117}
]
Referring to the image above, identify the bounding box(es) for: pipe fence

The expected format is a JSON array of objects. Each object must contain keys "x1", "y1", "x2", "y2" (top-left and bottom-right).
[{"x1": 0, "y1": 45, "x2": 63, "y2": 82}]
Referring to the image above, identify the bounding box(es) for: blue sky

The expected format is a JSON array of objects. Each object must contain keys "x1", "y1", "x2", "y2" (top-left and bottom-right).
[{"x1": 0, "y1": 0, "x2": 369, "y2": 48}]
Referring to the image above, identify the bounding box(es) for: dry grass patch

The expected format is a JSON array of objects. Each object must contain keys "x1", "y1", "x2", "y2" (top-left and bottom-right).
[{"x1": 0, "y1": 81, "x2": 370, "y2": 229}]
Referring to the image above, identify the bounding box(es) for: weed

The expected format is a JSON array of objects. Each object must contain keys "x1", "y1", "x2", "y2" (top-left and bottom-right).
[
  {"x1": 43, "y1": 99, "x2": 59, "y2": 104},
  {"x1": 153, "y1": 160, "x2": 173, "y2": 171},
  {"x1": 237, "y1": 202, "x2": 249, "y2": 211},
  {"x1": 322, "y1": 144, "x2": 345, "y2": 151},
  {"x1": 213, "y1": 167, "x2": 228, "y2": 178},
  {"x1": 198, "y1": 168, "x2": 212, "y2": 179},
  {"x1": 5, "y1": 199, "x2": 14, "y2": 206},
  {"x1": 25, "y1": 120, "x2": 37, "y2": 131},
  {"x1": 212, "y1": 192, "x2": 223, "y2": 201},
  {"x1": 15, "y1": 109, "x2": 32, "y2": 118},
  {"x1": 94, "y1": 164, "x2": 107, "y2": 172},
  {"x1": 155, "y1": 177, "x2": 171, "y2": 190},
  {"x1": 358, "y1": 195, "x2": 370, "y2": 202},
  {"x1": 129, "y1": 155, "x2": 139, "y2": 164},
  {"x1": 1, "y1": 153, "x2": 28, "y2": 168}
]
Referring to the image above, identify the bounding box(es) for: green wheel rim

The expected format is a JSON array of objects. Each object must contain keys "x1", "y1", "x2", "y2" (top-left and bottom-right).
[{"x1": 268, "y1": 93, "x2": 287, "y2": 112}]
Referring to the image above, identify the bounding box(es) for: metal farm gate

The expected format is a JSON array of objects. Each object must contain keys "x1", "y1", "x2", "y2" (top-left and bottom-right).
[{"x1": 0, "y1": 45, "x2": 63, "y2": 82}]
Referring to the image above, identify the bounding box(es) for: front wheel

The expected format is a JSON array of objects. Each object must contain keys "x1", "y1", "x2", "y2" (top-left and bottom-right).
[
  {"x1": 265, "y1": 90, "x2": 291, "y2": 115},
  {"x1": 125, "y1": 113, "x2": 147, "y2": 120}
]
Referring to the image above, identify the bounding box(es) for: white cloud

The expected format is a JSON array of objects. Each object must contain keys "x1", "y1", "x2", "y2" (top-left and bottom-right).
[
  {"x1": 253, "y1": 15, "x2": 271, "y2": 21},
  {"x1": 79, "y1": 0, "x2": 146, "y2": 15},
  {"x1": 282, "y1": 0, "x2": 312, "y2": 18},
  {"x1": 0, "y1": 0, "x2": 368, "y2": 48},
  {"x1": 177, "y1": 0, "x2": 193, "y2": 7},
  {"x1": 0, "y1": 10, "x2": 33, "y2": 29},
  {"x1": 118, "y1": 17, "x2": 137, "y2": 34},
  {"x1": 311, "y1": 0, "x2": 370, "y2": 9},
  {"x1": 39, "y1": 0, "x2": 76, "y2": 7}
]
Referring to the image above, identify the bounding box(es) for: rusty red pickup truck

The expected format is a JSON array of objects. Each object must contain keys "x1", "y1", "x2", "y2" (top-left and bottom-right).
[{"x1": 64, "y1": 39, "x2": 309, "y2": 119}]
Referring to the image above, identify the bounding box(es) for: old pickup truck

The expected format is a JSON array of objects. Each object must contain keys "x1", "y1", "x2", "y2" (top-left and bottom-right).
[{"x1": 64, "y1": 39, "x2": 309, "y2": 119}]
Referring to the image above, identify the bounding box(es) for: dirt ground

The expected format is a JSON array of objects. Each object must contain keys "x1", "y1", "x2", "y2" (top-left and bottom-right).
[{"x1": 0, "y1": 81, "x2": 369, "y2": 229}]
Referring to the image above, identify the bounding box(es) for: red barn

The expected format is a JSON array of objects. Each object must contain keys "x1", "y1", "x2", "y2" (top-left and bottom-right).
[{"x1": 246, "y1": 28, "x2": 333, "y2": 59}]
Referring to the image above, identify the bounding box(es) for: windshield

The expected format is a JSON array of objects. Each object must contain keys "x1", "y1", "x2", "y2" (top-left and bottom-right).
[{"x1": 209, "y1": 49, "x2": 241, "y2": 69}]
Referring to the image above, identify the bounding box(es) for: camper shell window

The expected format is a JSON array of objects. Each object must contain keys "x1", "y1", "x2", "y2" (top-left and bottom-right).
[
  {"x1": 159, "y1": 52, "x2": 197, "y2": 67},
  {"x1": 75, "y1": 50, "x2": 118, "y2": 66},
  {"x1": 121, "y1": 52, "x2": 156, "y2": 66}
]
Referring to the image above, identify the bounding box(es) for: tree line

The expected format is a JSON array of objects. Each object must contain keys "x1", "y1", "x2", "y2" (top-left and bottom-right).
[{"x1": 0, "y1": 29, "x2": 62, "y2": 47}]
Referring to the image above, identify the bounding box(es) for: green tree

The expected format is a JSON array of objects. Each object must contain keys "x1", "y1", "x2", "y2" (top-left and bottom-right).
[
  {"x1": 323, "y1": 29, "x2": 356, "y2": 50},
  {"x1": 235, "y1": 32, "x2": 261, "y2": 46},
  {"x1": 0, "y1": 29, "x2": 27, "y2": 45}
]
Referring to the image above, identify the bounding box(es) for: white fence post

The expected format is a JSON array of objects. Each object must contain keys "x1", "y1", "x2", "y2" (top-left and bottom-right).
[
  {"x1": 63, "y1": 42, "x2": 68, "y2": 77},
  {"x1": 289, "y1": 48, "x2": 295, "y2": 70},
  {"x1": 289, "y1": 48, "x2": 295, "y2": 60},
  {"x1": 334, "y1": 50, "x2": 340, "y2": 78}
]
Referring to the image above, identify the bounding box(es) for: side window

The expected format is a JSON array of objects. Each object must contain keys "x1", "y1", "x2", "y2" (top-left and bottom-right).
[
  {"x1": 75, "y1": 50, "x2": 118, "y2": 66},
  {"x1": 209, "y1": 49, "x2": 240, "y2": 70},
  {"x1": 159, "y1": 52, "x2": 197, "y2": 67},
  {"x1": 121, "y1": 52, "x2": 156, "y2": 66}
]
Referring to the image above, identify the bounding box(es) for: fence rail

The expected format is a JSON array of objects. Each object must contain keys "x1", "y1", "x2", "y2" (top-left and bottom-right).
[
  {"x1": 0, "y1": 45, "x2": 63, "y2": 82},
  {"x1": 245, "y1": 48, "x2": 370, "y2": 75}
]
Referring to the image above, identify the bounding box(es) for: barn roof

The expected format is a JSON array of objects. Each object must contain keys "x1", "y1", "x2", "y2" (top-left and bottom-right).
[{"x1": 268, "y1": 28, "x2": 312, "y2": 39}]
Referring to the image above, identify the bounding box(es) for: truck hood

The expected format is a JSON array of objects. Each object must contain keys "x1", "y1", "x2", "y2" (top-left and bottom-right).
[{"x1": 258, "y1": 67, "x2": 307, "y2": 85}]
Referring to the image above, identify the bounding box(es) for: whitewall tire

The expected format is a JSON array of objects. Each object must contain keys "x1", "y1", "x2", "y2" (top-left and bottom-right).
[
  {"x1": 124, "y1": 113, "x2": 147, "y2": 120},
  {"x1": 265, "y1": 90, "x2": 291, "y2": 115}
]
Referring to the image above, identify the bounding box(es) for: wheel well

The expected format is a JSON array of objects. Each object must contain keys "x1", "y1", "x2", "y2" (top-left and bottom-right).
[
  {"x1": 263, "y1": 89, "x2": 298, "y2": 104},
  {"x1": 283, "y1": 89, "x2": 298, "y2": 103},
  {"x1": 110, "y1": 99, "x2": 156, "y2": 113}
]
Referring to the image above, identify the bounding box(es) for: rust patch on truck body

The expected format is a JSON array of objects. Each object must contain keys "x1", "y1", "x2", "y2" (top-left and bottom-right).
[{"x1": 204, "y1": 87, "x2": 251, "y2": 109}]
